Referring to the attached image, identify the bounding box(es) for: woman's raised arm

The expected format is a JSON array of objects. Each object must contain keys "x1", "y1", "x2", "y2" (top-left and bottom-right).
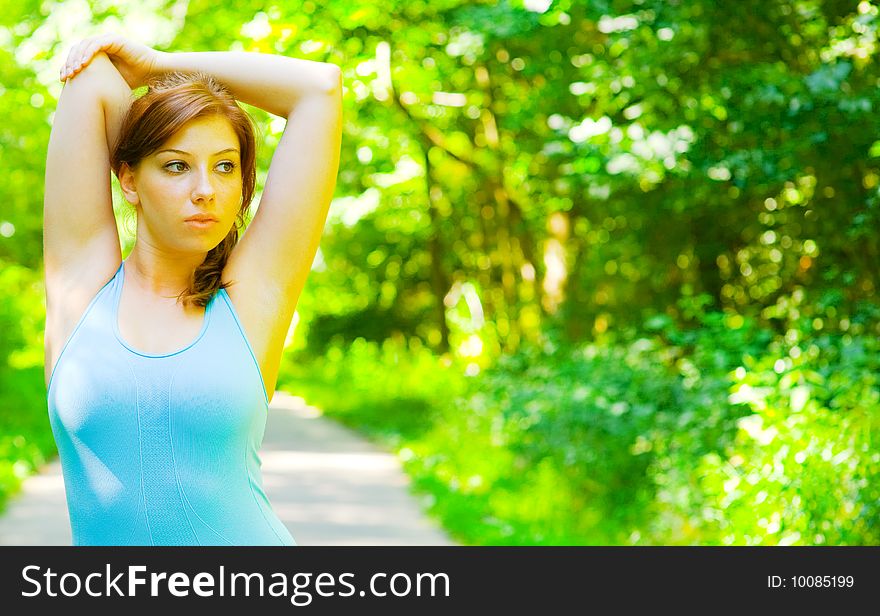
[
  {"x1": 64, "y1": 35, "x2": 339, "y2": 120},
  {"x1": 44, "y1": 51, "x2": 133, "y2": 281},
  {"x1": 152, "y1": 49, "x2": 340, "y2": 118},
  {"x1": 43, "y1": 51, "x2": 135, "y2": 387}
]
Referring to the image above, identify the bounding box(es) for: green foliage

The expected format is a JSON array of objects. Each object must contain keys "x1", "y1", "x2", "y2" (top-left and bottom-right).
[
  {"x1": 280, "y1": 316, "x2": 877, "y2": 545},
  {"x1": 278, "y1": 336, "x2": 467, "y2": 445},
  {"x1": 675, "y1": 331, "x2": 880, "y2": 545},
  {"x1": 0, "y1": 260, "x2": 55, "y2": 514}
]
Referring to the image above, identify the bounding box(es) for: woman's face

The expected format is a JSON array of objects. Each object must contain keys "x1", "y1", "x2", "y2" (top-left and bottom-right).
[{"x1": 121, "y1": 114, "x2": 243, "y2": 254}]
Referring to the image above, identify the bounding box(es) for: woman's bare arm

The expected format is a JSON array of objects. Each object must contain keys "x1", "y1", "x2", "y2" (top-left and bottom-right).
[
  {"x1": 101, "y1": 62, "x2": 136, "y2": 157},
  {"x1": 153, "y1": 50, "x2": 340, "y2": 118},
  {"x1": 44, "y1": 51, "x2": 132, "y2": 281},
  {"x1": 43, "y1": 51, "x2": 135, "y2": 386}
]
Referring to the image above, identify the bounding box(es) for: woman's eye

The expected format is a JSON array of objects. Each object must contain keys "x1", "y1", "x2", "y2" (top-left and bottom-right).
[{"x1": 164, "y1": 161, "x2": 236, "y2": 173}]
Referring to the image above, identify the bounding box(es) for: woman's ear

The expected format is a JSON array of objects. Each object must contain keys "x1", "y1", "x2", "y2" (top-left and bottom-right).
[{"x1": 118, "y1": 162, "x2": 140, "y2": 206}]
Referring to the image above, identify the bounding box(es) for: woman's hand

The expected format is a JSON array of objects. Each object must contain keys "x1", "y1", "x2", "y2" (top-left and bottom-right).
[{"x1": 60, "y1": 33, "x2": 165, "y2": 89}]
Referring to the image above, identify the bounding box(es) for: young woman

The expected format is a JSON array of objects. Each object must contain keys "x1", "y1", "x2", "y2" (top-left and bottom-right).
[{"x1": 43, "y1": 33, "x2": 342, "y2": 545}]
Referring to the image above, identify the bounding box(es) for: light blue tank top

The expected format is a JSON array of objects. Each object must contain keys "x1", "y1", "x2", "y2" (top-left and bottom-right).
[{"x1": 46, "y1": 260, "x2": 296, "y2": 546}]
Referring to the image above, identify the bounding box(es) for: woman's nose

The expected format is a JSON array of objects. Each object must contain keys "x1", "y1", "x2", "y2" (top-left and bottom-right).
[{"x1": 191, "y1": 169, "x2": 215, "y2": 201}]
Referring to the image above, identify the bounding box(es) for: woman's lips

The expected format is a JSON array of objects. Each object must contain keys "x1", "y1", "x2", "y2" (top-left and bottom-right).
[{"x1": 185, "y1": 217, "x2": 217, "y2": 229}]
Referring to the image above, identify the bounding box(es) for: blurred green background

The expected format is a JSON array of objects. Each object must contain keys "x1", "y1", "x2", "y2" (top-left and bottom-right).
[{"x1": 1, "y1": 0, "x2": 878, "y2": 545}]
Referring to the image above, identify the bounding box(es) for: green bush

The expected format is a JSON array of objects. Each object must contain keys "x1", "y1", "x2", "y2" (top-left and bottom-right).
[
  {"x1": 277, "y1": 310, "x2": 879, "y2": 545},
  {"x1": 668, "y1": 329, "x2": 880, "y2": 545},
  {"x1": 0, "y1": 260, "x2": 56, "y2": 514},
  {"x1": 277, "y1": 335, "x2": 468, "y2": 447}
]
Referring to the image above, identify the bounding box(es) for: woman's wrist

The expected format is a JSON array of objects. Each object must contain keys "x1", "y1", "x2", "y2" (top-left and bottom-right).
[{"x1": 145, "y1": 50, "x2": 172, "y2": 85}]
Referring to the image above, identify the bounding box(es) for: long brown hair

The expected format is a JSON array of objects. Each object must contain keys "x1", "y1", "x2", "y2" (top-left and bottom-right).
[{"x1": 109, "y1": 70, "x2": 258, "y2": 308}]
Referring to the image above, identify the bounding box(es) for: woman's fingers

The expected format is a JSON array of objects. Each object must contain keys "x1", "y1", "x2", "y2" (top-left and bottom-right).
[
  {"x1": 61, "y1": 42, "x2": 83, "y2": 80},
  {"x1": 61, "y1": 36, "x2": 116, "y2": 81},
  {"x1": 60, "y1": 36, "x2": 104, "y2": 81},
  {"x1": 61, "y1": 33, "x2": 131, "y2": 81},
  {"x1": 83, "y1": 35, "x2": 111, "y2": 64}
]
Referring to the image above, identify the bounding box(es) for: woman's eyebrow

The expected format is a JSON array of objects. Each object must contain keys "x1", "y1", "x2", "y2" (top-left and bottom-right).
[{"x1": 156, "y1": 148, "x2": 240, "y2": 155}]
